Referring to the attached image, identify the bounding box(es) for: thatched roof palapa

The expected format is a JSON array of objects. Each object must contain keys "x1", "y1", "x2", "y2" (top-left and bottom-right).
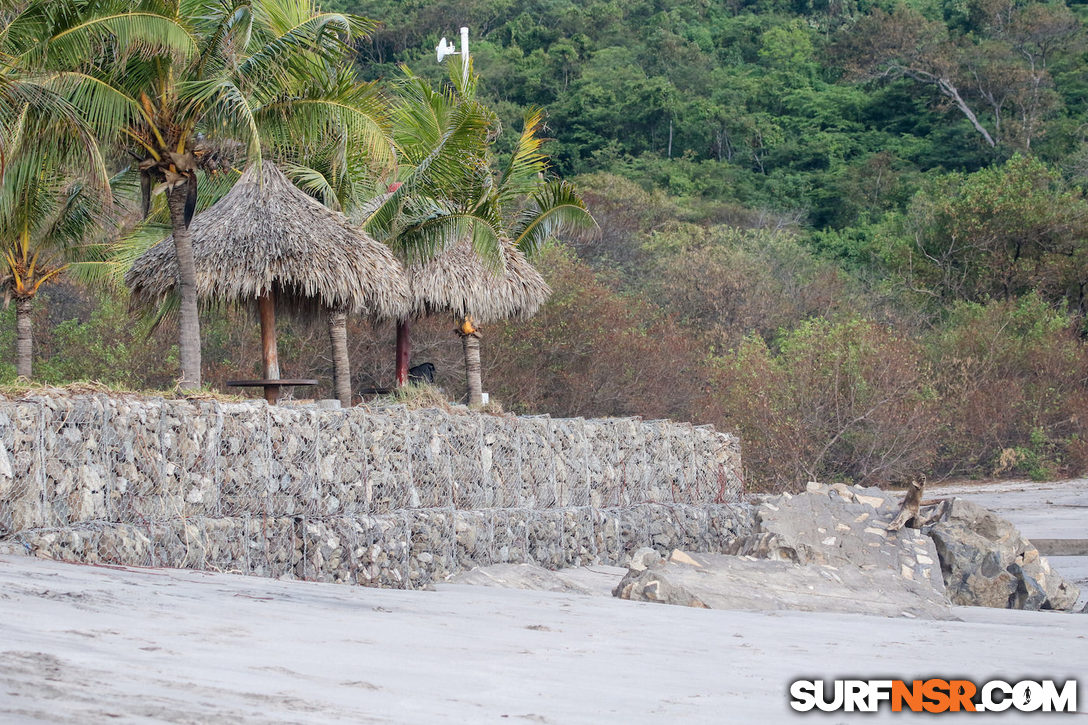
[
  {"x1": 125, "y1": 162, "x2": 411, "y2": 320},
  {"x1": 408, "y1": 238, "x2": 550, "y2": 324}
]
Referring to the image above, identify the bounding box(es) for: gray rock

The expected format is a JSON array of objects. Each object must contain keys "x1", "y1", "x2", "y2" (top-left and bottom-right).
[
  {"x1": 612, "y1": 550, "x2": 952, "y2": 619},
  {"x1": 741, "y1": 486, "x2": 945, "y2": 592},
  {"x1": 926, "y1": 498, "x2": 1080, "y2": 611},
  {"x1": 628, "y1": 546, "x2": 663, "y2": 571}
]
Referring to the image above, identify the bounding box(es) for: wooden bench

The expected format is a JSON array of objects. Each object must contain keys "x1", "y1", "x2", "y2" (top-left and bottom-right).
[{"x1": 226, "y1": 379, "x2": 318, "y2": 404}]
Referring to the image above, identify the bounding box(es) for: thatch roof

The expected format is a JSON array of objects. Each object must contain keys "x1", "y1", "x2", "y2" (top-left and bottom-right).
[
  {"x1": 408, "y1": 238, "x2": 551, "y2": 324},
  {"x1": 125, "y1": 162, "x2": 411, "y2": 320}
]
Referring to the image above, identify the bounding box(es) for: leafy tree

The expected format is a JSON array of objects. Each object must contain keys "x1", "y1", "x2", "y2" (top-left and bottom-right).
[
  {"x1": 897, "y1": 154, "x2": 1088, "y2": 307},
  {"x1": 6, "y1": 0, "x2": 387, "y2": 389}
]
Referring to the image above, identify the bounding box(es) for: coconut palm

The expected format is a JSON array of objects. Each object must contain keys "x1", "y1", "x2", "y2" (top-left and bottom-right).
[
  {"x1": 363, "y1": 67, "x2": 595, "y2": 405},
  {"x1": 361, "y1": 70, "x2": 499, "y2": 388},
  {"x1": 453, "y1": 107, "x2": 597, "y2": 405},
  {"x1": 0, "y1": 150, "x2": 111, "y2": 378},
  {"x1": 0, "y1": 3, "x2": 114, "y2": 194},
  {"x1": 6, "y1": 0, "x2": 389, "y2": 389}
]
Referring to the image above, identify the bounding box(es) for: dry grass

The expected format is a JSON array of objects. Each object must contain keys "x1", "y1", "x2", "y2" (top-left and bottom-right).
[
  {"x1": 408, "y1": 239, "x2": 550, "y2": 324},
  {"x1": 126, "y1": 162, "x2": 411, "y2": 319},
  {"x1": 366, "y1": 383, "x2": 453, "y2": 411},
  {"x1": 364, "y1": 384, "x2": 512, "y2": 418},
  {"x1": 0, "y1": 379, "x2": 246, "y2": 403}
]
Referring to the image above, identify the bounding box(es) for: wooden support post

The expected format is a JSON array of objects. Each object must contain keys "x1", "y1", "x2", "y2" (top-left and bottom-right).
[
  {"x1": 258, "y1": 289, "x2": 281, "y2": 404},
  {"x1": 395, "y1": 319, "x2": 411, "y2": 388}
]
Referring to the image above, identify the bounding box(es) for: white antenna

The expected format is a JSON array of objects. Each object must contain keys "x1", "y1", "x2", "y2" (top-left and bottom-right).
[{"x1": 435, "y1": 26, "x2": 470, "y2": 90}]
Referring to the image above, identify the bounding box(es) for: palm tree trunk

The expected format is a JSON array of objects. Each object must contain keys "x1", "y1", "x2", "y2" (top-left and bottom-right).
[
  {"x1": 167, "y1": 184, "x2": 202, "y2": 390},
  {"x1": 461, "y1": 329, "x2": 483, "y2": 407},
  {"x1": 14, "y1": 296, "x2": 33, "y2": 379},
  {"x1": 395, "y1": 319, "x2": 411, "y2": 387},
  {"x1": 327, "y1": 306, "x2": 352, "y2": 407}
]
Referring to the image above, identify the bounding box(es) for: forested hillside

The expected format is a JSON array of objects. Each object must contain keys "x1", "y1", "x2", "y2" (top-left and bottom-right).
[{"x1": 6, "y1": 0, "x2": 1088, "y2": 490}]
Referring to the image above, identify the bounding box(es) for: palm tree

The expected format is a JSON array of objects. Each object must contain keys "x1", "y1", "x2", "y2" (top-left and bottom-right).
[
  {"x1": 0, "y1": 151, "x2": 110, "y2": 378},
  {"x1": 362, "y1": 71, "x2": 499, "y2": 388},
  {"x1": 272, "y1": 67, "x2": 394, "y2": 406},
  {"x1": 1, "y1": 3, "x2": 114, "y2": 195},
  {"x1": 456, "y1": 107, "x2": 596, "y2": 405},
  {"x1": 1, "y1": 5, "x2": 118, "y2": 380},
  {"x1": 365, "y1": 69, "x2": 596, "y2": 405},
  {"x1": 6, "y1": 0, "x2": 389, "y2": 389}
]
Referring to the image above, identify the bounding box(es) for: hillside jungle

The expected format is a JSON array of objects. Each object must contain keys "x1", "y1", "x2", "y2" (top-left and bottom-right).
[{"x1": 5, "y1": 0, "x2": 1088, "y2": 490}]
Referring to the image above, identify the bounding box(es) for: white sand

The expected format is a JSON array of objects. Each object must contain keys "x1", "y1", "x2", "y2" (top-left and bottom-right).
[
  {"x1": 2, "y1": 479, "x2": 1085, "y2": 723},
  {"x1": 1, "y1": 554, "x2": 1085, "y2": 724}
]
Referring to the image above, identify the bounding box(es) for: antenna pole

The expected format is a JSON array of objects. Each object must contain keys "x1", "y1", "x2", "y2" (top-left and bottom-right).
[{"x1": 460, "y1": 26, "x2": 470, "y2": 90}]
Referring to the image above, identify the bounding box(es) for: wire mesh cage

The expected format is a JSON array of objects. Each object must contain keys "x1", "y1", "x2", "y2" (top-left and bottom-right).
[
  {"x1": 696, "y1": 427, "x2": 744, "y2": 503},
  {"x1": 0, "y1": 393, "x2": 747, "y2": 588},
  {"x1": 363, "y1": 408, "x2": 413, "y2": 513},
  {"x1": 617, "y1": 505, "x2": 651, "y2": 562},
  {"x1": 163, "y1": 400, "x2": 223, "y2": 517},
  {"x1": 491, "y1": 508, "x2": 529, "y2": 564},
  {"x1": 518, "y1": 415, "x2": 556, "y2": 508},
  {"x1": 561, "y1": 507, "x2": 598, "y2": 567},
  {"x1": 266, "y1": 406, "x2": 321, "y2": 517},
  {"x1": 148, "y1": 518, "x2": 207, "y2": 570},
  {"x1": 39, "y1": 396, "x2": 108, "y2": 527},
  {"x1": 203, "y1": 516, "x2": 248, "y2": 574},
  {"x1": 643, "y1": 421, "x2": 678, "y2": 504},
  {"x1": 449, "y1": 415, "x2": 489, "y2": 509},
  {"x1": 104, "y1": 397, "x2": 166, "y2": 524},
  {"x1": 593, "y1": 508, "x2": 624, "y2": 566},
  {"x1": 669, "y1": 504, "x2": 710, "y2": 552},
  {"x1": 614, "y1": 418, "x2": 649, "y2": 507},
  {"x1": 218, "y1": 403, "x2": 270, "y2": 516},
  {"x1": 706, "y1": 502, "x2": 755, "y2": 552},
  {"x1": 351, "y1": 513, "x2": 410, "y2": 589},
  {"x1": 483, "y1": 415, "x2": 524, "y2": 508},
  {"x1": 316, "y1": 409, "x2": 368, "y2": 517},
  {"x1": 551, "y1": 417, "x2": 590, "y2": 508},
  {"x1": 452, "y1": 509, "x2": 493, "y2": 571},
  {"x1": 666, "y1": 423, "x2": 698, "y2": 504},
  {"x1": 526, "y1": 508, "x2": 564, "y2": 569},
  {"x1": 583, "y1": 419, "x2": 619, "y2": 508},
  {"x1": 0, "y1": 401, "x2": 43, "y2": 535},
  {"x1": 406, "y1": 408, "x2": 455, "y2": 509},
  {"x1": 96, "y1": 523, "x2": 153, "y2": 567},
  {"x1": 406, "y1": 509, "x2": 455, "y2": 588}
]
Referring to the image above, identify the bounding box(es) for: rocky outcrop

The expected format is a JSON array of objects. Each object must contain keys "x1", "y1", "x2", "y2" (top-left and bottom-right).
[
  {"x1": 612, "y1": 482, "x2": 1080, "y2": 616},
  {"x1": 926, "y1": 498, "x2": 1079, "y2": 611},
  {"x1": 614, "y1": 484, "x2": 953, "y2": 619},
  {"x1": 612, "y1": 548, "x2": 952, "y2": 618}
]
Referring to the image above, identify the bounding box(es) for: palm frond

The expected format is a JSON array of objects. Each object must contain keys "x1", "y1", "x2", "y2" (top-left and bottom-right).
[
  {"x1": 42, "y1": 11, "x2": 196, "y2": 69},
  {"x1": 512, "y1": 180, "x2": 598, "y2": 259},
  {"x1": 497, "y1": 107, "x2": 549, "y2": 208}
]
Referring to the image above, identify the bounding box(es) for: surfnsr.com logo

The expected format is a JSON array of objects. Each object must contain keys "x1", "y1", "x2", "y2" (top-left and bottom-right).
[{"x1": 789, "y1": 679, "x2": 1078, "y2": 713}]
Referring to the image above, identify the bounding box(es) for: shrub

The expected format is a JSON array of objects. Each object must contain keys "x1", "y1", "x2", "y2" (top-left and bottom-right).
[
  {"x1": 706, "y1": 317, "x2": 938, "y2": 491},
  {"x1": 925, "y1": 294, "x2": 1088, "y2": 478}
]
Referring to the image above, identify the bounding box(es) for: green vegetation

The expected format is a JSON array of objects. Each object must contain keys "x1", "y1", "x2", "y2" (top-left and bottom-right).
[{"x1": 5, "y1": 0, "x2": 1088, "y2": 489}]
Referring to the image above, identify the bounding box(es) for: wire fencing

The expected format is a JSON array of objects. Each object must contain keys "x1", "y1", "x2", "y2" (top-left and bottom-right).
[{"x1": 0, "y1": 393, "x2": 748, "y2": 588}]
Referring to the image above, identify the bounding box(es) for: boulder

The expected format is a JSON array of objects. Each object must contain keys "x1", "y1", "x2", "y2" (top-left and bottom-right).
[
  {"x1": 926, "y1": 498, "x2": 1079, "y2": 611},
  {"x1": 612, "y1": 549, "x2": 952, "y2": 619},
  {"x1": 716, "y1": 484, "x2": 947, "y2": 595}
]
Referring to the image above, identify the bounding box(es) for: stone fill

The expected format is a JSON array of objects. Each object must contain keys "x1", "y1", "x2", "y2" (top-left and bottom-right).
[{"x1": 0, "y1": 392, "x2": 748, "y2": 589}]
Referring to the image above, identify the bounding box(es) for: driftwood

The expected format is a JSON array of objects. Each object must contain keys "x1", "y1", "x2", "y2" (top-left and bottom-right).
[{"x1": 887, "y1": 475, "x2": 926, "y2": 531}]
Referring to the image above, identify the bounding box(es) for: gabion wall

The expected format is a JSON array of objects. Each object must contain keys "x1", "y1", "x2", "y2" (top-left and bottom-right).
[{"x1": 0, "y1": 394, "x2": 748, "y2": 588}]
